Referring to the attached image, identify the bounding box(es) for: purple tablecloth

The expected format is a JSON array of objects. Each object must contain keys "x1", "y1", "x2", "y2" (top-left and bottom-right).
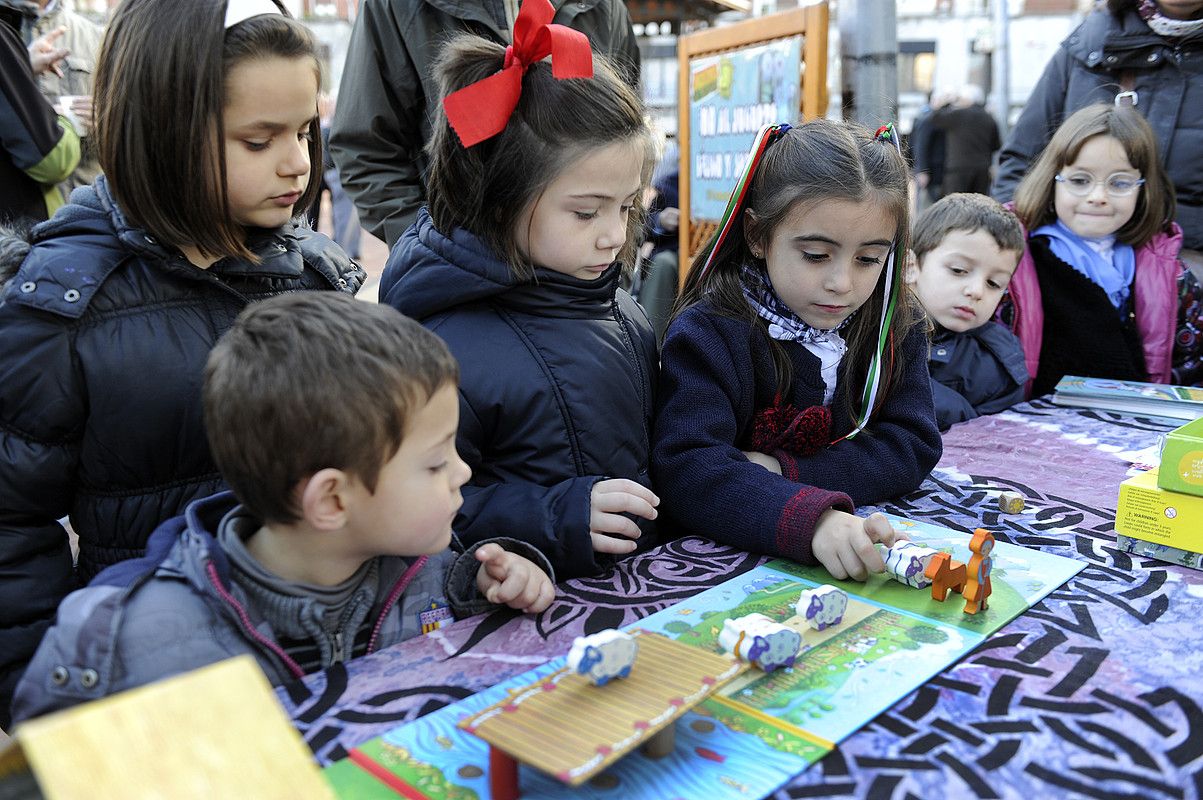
[{"x1": 279, "y1": 400, "x2": 1203, "y2": 799}]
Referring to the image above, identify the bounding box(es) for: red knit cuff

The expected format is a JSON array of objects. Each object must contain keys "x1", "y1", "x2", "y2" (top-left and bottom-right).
[
  {"x1": 773, "y1": 449, "x2": 800, "y2": 482},
  {"x1": 775, "y1": 486, "x2": 854, "y2": 564}
]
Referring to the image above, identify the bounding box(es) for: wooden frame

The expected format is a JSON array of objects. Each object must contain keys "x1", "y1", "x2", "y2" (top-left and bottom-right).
[{"x1": 676, "y1": 4, "x2": 829, "y2": 287}]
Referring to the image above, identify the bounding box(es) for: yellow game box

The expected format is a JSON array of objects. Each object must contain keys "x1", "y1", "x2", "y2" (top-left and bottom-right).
[{"x1": 1115, "y1": 469, "x2": 1203, "y2": 554}]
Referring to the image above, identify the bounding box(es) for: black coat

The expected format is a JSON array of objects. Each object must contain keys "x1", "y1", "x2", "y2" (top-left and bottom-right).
[
  {"x1": 992, "y1": 7, "x2": 1203, "y2": 250},
  {"x1": 329, "y1": 0, "x2": 640, "y2": 247},
  {"x1": 0, "y1": 177, "x2": 365, "y2": 724},
  {"x1": 380, "y1": 209, "x2": 658, "y2": 579}
]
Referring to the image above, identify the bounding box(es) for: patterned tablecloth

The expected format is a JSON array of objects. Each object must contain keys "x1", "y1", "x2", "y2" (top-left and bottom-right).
[{"x1": 277, "y1": 400, "x2": 1203, "y2": 799}]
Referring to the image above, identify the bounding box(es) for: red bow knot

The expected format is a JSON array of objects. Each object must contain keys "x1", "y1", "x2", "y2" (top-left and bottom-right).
[{"x1": 442, "y1": 0, "x2": 594, "y2": 148}]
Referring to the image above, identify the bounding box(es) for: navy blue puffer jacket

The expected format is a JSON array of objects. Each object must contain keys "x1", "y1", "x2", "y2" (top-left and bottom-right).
[
  {"x1": 0, "y1": 177, "x2": 365, "y2": 724},
  {"x1": 380, "y1": 209, "x2": 658, "y2": 580}
]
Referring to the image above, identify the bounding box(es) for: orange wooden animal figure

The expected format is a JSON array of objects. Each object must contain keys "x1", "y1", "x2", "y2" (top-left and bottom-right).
[
  {"x1": 924, "y1": 552, "x2": 966, "y2": 602},
  {"x1": 962, "y1": 528, "x2": 995, "y2": 615}
]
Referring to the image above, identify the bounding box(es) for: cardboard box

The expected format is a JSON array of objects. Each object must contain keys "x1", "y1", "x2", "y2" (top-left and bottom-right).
[
  {"x1": 1158, "y1": 417, "x2": 1203, "y2": 497},
  {"x1": 1116, "y1": 534, "x2": 1203, "y2": 571},
  {"x1": 1115, "y1": 469, "x2": 1203, "y2": 553}
]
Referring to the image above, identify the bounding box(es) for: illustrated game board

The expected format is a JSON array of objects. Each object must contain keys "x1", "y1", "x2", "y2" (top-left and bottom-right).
[{"x1": 325, "y1": 517, "x2": 1085, "y2": 799}]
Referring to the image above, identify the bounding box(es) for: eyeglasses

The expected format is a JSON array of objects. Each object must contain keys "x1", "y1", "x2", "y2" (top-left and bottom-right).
[{"x1": 1054, "y1": 172, "x2": 1146, "y2": 197}]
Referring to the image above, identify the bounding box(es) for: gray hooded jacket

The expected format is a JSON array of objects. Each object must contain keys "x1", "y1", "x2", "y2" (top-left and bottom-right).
[{"x1": 11, "y1": 491, "x2": 553, "y2": 723}]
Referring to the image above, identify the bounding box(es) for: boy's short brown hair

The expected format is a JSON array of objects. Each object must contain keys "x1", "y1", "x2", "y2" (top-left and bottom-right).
[
  {"x1": 204, "y1": 293, "x2": 459, "y2": 525},
  {"x1": 911, "y1": 193, "x2": 1025, "y2": 265}
]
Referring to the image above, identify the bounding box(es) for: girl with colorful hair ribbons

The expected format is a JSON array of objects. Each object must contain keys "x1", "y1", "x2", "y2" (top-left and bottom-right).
[
  {"x1": 651, "y1": 119, "x2": 942, "y2": 580},
  {"x1": 379, "y1": 0, "x2": 659, "y2": 579}
]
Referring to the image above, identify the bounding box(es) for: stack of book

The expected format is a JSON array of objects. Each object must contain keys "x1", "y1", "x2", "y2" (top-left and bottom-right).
[
  {"x1": 1115, "y1": 416, "x2": 1203, "y2": 570},
  {"x1": 1052, "y1": 376, "x2": 1203, "y2": 421}
]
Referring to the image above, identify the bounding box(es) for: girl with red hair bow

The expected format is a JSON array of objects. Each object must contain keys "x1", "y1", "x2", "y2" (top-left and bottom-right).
[{"x1": 379, "y1": 0, "x2": 659, "y2": 580}]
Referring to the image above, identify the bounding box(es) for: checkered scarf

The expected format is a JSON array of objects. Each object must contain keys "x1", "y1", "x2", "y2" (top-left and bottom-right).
[{"x1": 740, "y1": 263, "x2": 851, "y2": 404}]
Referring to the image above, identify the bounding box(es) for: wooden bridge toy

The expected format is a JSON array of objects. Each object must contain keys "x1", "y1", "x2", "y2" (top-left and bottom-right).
[{"x1": 458, "y1": 630, "x2": 746, "y2": 800}]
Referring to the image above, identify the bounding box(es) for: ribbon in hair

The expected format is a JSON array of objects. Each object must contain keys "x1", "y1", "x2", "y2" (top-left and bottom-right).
[
  {"x1": 873, "y1": 123, "x2": 898, "y2": 145},
  {"x1": 844, "y1": 122, "x2": 906, "y2": 439},
  {"x1": 442, "y1": 0, "x2": 594, "y2": 148},
  {"x1": 695, "y1": 122, "x2": 792, "y2": 283},
  {"x1": 224, "y1": 0, "x2": 281, "y2": 29}
]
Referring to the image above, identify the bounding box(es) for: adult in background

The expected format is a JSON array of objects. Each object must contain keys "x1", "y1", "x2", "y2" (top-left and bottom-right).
[
  {"x1": 331, "y1": 0, "x2": 641, "y2": 247},
  {"x1": 930, "y1": 85, "x2": 1000, "y2": 196},
  {"x1": 0, "y1": 0, "x2": 79, "y2": 225},
  {"x1": 992, "y1": 0, "x2": 1203, "y2": 270},
  {"x1": 32, "y1": 0, "x2": 104, "y2": 193},
  {"x1": 910, "y1": 92, "x2": 948, "y2": 209},
  {"x1": 635, "y1": 163, "x2": 680, "y2": 342}
]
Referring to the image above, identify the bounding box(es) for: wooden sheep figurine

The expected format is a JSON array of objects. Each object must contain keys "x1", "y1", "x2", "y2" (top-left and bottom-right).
[
  {"x1": 795, "y1": 585, "x2": 848, "y2": 631},
  {"x1": 718, "y1": 614, "x2": 802, "y2": 672},
  {"x1": 567, "y1": 630, "x2": 638, "y2": 686},
  {"x1": 883, "y1": 541, "x2": 940, "y2": 589}
]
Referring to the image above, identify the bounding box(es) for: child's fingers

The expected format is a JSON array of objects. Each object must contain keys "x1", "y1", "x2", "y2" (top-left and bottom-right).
[
  {"x1": 864, "y1": 513, "x2": 906, "y2": 548},
  {"x1": 590, "y1": 531, "x2": 639, "y2": 554},
  {"x1": 818, "y1": 554, "x2": 848, "y2": 581},
  {"x1": 590, "y1": 512, "x2": 642, "y2": 540},
  {"x1": 852, "y1": 531, "x2": 887, "y2": 574},
  {"x1": 523, "y1": 579, "x2": 555, "y2": 614},
  {"x1": 492, "y1": 564, "x2": 538, "y2": 606},
  {"x1": 474, "y1": 543, "x2": 505, "y2": 567},
  {"x1": 837, "y1": 541, "x2": 871, "y2": 582},
  {"x1": 593, "y1": 489, "x2": 658, "y2": 520},
  {"x1": 509, "y1": 574, "x2": 548, "y2": 611},
  {"x1": 595, "y1": 479, "x2": 659, "y2": 507}
]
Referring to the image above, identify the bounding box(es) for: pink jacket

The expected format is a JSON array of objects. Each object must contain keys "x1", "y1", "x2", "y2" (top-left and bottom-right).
[{"x1": 1008, "y1": 222, "x2": 1183, "y2": 397}]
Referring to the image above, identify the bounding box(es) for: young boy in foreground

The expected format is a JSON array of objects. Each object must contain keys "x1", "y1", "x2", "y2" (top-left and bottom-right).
[
  {"x1": 905, "y1": 193, "x2": 1028, "y2": 430},
  {"x1": 12, "y1": 293, "x2": 554, "y2": 721}
]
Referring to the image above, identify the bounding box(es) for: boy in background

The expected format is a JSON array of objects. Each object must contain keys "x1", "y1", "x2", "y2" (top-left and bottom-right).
[
  {"x1": 13, "y1": 293, "x2": 554, "y2": 721},
  {"x1": 906, "y1": 193, "x2": 1028, "y2": 430}
]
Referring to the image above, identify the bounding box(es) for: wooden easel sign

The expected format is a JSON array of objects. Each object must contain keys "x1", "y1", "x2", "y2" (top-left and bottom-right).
[{"x1": 676, "y1": 4, "x2": 830, "y2": 284}]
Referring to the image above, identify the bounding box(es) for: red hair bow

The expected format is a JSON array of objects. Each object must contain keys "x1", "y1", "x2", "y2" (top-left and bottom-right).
[{"x1": 442, "y1": 0, "x2": 594, "y2": 148}]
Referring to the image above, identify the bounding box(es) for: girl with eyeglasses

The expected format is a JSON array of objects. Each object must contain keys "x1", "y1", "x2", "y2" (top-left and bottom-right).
[{"x1": 1008, "y1": 103, "x2": 1202, "y2": 396}]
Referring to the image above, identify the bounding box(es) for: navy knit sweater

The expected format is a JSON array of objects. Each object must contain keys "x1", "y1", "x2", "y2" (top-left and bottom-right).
[{"x1": 652, "y1": 303, "x2": 942, "y2": 563}]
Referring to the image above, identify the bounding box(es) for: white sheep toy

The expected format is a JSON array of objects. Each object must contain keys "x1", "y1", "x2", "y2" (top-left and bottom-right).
[
  {"x1": 566, "y1": 629, "x2": 638, "y2": 686},
  {"x1": 883, "y1": 541, "x2": 940, "y2": 589},
  {"x1": 795, "y1": 585, "x2": 848, "y2": 631},
  {"x1": 718, "y1": 614, "x2": 802, "y2": 672}
]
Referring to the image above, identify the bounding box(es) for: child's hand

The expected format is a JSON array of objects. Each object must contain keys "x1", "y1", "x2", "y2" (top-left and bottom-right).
[
  {"x1": 475, "y1": 544, "x2": 554, "y2": 613},
  {"x1": 742, "y1": 450, "x2": 782, "y2": 474},
  {"x1": 589, "y1": 479, "x2": 659, "y2": 554},
  {"x1": 812, "y1": 510, "x2": 907, "y2": 581}
]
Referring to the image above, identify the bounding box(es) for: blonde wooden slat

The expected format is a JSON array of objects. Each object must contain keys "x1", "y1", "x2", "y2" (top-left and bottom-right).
[{"x1": 4, "y1": 656, "x2": 331, "y2": 800}]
